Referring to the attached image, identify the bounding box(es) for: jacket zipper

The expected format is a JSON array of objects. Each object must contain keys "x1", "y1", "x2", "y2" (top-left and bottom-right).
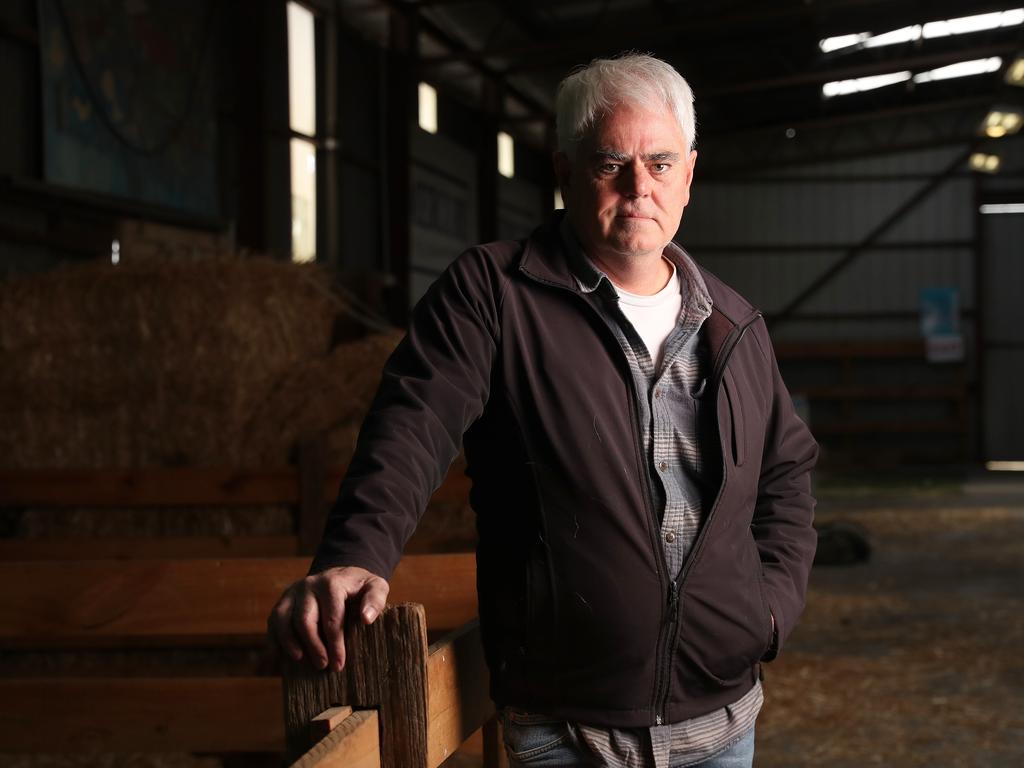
[
  {"x1": 536, "y1": 280, "x2": 674, "y2": 721},
  {"x1": 654, "y1": 311, "x2": 762, "y2": 721}
]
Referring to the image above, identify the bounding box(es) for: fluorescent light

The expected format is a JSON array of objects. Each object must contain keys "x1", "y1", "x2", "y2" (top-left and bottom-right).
[
  {"x1": 554, "y1": 188, "x2": 564, "y2": 210},
  {"x1": 498, "y1": 131, "x2": 515, "y2": 178},
  {"x1": 913, "y1": 57, "x2": 1002, "y2": 83},
  {"x1": 820, "y1": 9, "x2": 1024, "y2": 54},
  {"x1": 969, "y1": 153, "x2": 1001, "y2": 173},
  {"x1": 1007, "y1": 55, "x2": 1024, "y2": 85},
  {"x1": 418, "y1": 82, "x2": 438, "y2": 134},
  {"x1": 986, "y1": 460, "x2": 1024, "y2": 470},
  {"x1": 981, "y1": 108, "x2": 1024, "y2": 138},
  {"x1": 864, "y1": 25, "x2": 921, "y2": 48},
  {"x1": 923, "y1": 9, "x2": 1024, "y2": 38},
  {"x1": 980, "y1": 203, "x2": 1024, "y2": 214},
  {"x1": 822, "y1": 71, "x2": 911, "y2": 98},
  {"x1": 819, "y1": 33, "x2": 869, "y2": 53}
]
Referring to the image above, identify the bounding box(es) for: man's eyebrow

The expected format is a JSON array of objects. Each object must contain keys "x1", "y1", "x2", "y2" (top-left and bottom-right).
[
  {"x1": 591, "y1": 150, "x2": 681, "y2": 163},
  {"x1": 593, "y1": 149, "x2": 630, "y2": 163}
]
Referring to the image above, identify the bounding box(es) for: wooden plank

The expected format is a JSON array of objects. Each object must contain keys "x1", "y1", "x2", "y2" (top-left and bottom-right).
[
  {"x1": 0, "y1": 535, "x2": 299, "y2": 560},
  {"x1": 0, "y1": 677, "x2": 282, "y2": 752},
  {"x1": 284, "y1": 603, "x2": 429, "y2": 767},
  {"x1": 0, "y1": 466, "x2": 470, "y2": 508},
  {"x1": 292, "y1": 709, "x2": 381, "y2": 768},
  {"x1": 0, "y1": 554, "x2": 476, "y2": 647},
  {"x1": 311, "y1": 705, "x2": 354, "y2": 738},
  {"x1": 425, "y1": 620, "x2": 495, "y2": 768},
  {"x1": 482, "y1": 717, "x2": 508, "y2": 768}
]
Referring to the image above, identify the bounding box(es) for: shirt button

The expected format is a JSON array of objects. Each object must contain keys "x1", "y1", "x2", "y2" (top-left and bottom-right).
[
  {"x1": 665, "y1": 531, "x2": 676, "y2": 543},
  {"x1": 654, "y1": 389, "x2": 662, "y2": 399},
  {"x1": 659, "y1": 461, "x2": 668, "y2": 471}
]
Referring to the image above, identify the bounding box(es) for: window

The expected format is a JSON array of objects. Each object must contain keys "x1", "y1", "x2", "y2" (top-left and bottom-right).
[
  {"x1": 418, "y1": 82, "x2": 438, "y2": 134},
  {"x1": 287, "y1": 1, "x2": 317, "y2": 263},
  {"x1": 498, "y1": 131, "x2": 515, "y2": 179}
]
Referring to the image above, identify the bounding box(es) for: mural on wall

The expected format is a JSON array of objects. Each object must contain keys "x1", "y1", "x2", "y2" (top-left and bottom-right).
[{"x1": 38, "y1": 0, "x2": 218, "y2": 217}]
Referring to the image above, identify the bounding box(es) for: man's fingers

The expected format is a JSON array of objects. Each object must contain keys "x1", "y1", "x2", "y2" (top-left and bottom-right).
[
  {"x1": 360, "y1": 576, "x2": 390, "y2": 625},
  {"x1": 292, "y1": 589, "x2": 329, "y2": 670},
  {"x1": 270, "y1": 590, "x2": 304, "y2": 663},
  {"x1": 266, "y1": 567, "x2": 392, "y2": 676},
  {"x1": 318, "y1": 577, "x2": 349, "y2": 672}
]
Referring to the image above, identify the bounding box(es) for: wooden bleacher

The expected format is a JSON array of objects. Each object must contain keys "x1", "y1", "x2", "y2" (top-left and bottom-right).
[{"x1": 0, "y1": 461, "x2": 492, "y2": 765}]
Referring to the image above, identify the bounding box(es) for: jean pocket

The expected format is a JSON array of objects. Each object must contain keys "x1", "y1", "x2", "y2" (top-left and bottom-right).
[{"x1": 501, "y1": 709, "x2": 571, "y2": 763}]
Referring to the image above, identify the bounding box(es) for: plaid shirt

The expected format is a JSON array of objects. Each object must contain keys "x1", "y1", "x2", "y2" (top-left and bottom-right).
[{"x1": 558, "y1": 220, "x2": 762, "y2": 767}]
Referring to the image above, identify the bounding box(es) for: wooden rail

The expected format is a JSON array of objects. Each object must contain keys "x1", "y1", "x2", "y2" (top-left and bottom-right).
[
  {"x1": 0, "y1": 465, "x2": 471, "y2": 508},
  {"x1": 0, "y1": 460, "x2": 473, "y2": 560}
]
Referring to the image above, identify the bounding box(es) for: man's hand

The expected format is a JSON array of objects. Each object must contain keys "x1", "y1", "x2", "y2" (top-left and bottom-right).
[{"x1": 265, "y1": 566, "x2": 390, "y2": 673}]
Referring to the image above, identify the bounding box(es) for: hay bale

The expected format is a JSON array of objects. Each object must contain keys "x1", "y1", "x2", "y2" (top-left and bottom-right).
[
  {"x1": 0, "y1": 256, "x2": 341, "y2": 468},
  {"x1": 240, "y1": 329, "x2": 406, "y2": 466}
]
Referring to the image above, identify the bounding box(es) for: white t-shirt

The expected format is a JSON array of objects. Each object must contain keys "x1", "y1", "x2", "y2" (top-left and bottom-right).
[{"x1": 611, "y1": 259, "x2": 682, "y2": 370}]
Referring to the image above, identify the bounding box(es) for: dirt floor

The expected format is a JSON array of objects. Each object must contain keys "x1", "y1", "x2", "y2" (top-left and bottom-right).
[{"x1": 756, "y1": 478, "x2": 1024, "y2": 768}]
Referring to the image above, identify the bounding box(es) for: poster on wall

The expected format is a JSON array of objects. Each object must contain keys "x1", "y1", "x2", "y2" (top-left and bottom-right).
[
  {"x1": 919, "y1": 287, "x2": 965, "y2": 363},
  {"x1": 37, "y1": 0, "x2": 219, "y2": 218}
]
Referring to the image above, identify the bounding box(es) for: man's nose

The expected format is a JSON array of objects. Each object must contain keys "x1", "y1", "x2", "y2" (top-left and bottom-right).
[{"x1": 619, "y1": 163, "x2": 651, "y2": 197}]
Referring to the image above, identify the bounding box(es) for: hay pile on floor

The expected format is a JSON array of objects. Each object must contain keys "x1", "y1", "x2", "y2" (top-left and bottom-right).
[{"x1": 757, "y1": 499, "x2": 1024, "y2": 767}]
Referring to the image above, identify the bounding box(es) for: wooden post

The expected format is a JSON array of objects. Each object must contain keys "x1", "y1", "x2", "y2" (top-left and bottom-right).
[
  {"x1": 477, "y1": 79, "x2": 501, "y2": 243},
  {"x1": 283, "y1": 603, "x2": 430, "y2": 765},
  {"x1": 384, "y1": 7, "x2": 416, "y2": 326},
  {"x1": 297, "y1": 436, "x2": 328, "y2": 556},
  {"x1": 482, "y1": 715, "x2": 508, "y2": 768}
]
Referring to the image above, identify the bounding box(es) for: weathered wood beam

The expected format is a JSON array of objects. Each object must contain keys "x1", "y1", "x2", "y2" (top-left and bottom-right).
[
  {"x1": 0, "y1": 553, "x2": 477, "y2": 647},
  {"x1": 291, "y1": 708, "x2": 382, "y2": 768},
  {"x1": 284, "y1": 603, "x2": 430, "y2": 764}
]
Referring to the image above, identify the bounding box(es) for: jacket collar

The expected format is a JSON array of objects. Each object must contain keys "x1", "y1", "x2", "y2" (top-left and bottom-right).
[{"x1": 518, "y1": 211, "x2": 755, "y2": 354}]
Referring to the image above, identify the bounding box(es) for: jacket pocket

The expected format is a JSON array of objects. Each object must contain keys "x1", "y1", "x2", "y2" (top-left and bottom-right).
[
  {"x1": 723, "y1": 370, "x2": 746, "y2": 467},
  {"x1": 677, "y1": 533, "x2": 770, "y2": 686}
]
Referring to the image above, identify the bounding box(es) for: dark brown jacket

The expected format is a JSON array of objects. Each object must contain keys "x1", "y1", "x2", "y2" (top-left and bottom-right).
[{"x1": 310, "y1": 215, "x2": 818, "y2": 728}]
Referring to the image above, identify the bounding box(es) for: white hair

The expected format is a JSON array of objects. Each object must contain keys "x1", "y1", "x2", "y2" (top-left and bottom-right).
[{"x1": 555, "y1": 53, "x2": 697, "y2": 155}]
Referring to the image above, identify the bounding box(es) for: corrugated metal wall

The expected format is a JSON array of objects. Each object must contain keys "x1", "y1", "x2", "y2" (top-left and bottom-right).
[{"x1": 682, "y1": 146, "x2": 975, "y2": 343}]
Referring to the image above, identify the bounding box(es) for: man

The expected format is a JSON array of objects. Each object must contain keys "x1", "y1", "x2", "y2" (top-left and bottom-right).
[{"x1": 268, "y1": 53, "x2": 818, "y2": 767}]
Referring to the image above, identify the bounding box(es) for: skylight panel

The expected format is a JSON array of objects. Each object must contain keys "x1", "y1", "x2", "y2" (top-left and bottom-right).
[
  {"x1": 912, "y1": 57, "x2": 1002, "y2": 83},
  {"x1": 863, "y1": 25, "x2": 921, "y2": 49},
  {"x1": 822, "y1": 71, "x2": 911, "y2": 98},
  {"x1": 922, "y1": 9, "x2": 1024, "y2": 38},
  {"x1": 819, "y1": 8, "x2": 1024, "y2": 53},
  {"x1": 819, "y1": 33, "x2": 869, "y2": 53}
]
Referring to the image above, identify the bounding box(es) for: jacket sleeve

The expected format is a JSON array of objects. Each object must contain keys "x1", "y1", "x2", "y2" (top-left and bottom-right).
[
  {"x1": 750, "y1": 322, "x2": 818, "y2": 661},
  {"x1": 308, "y1": 248, "x2": 504, "y2": 579}
]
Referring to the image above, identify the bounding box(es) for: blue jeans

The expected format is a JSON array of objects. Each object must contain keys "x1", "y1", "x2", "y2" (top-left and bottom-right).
[{"x1": 500, "y1": 711, "x2": 755, "y2": 768}]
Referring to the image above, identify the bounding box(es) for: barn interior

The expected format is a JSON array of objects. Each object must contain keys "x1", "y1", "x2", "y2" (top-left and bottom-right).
[{"x1": 0, "y1": 0, "x2": 1022, "y2": 766}]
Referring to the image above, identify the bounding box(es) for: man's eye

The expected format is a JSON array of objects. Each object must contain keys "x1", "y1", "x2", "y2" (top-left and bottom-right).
[
  {"x1": 599, "y1": 163, "x2": 621, "y2": 174},
  {"x1": 652, "y1": 163, "x2": 670, "y2": 173}
]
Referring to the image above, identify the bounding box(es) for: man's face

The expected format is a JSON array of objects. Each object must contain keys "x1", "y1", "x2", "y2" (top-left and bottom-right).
[{"x1": 555, "y1": 102, "x2": 697, "y2": 263}]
